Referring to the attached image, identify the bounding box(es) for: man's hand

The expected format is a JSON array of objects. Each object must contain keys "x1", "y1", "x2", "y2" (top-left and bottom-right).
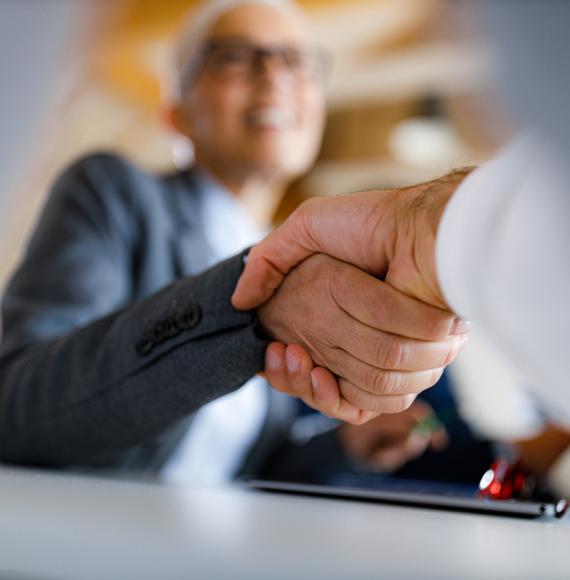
[
  {"x1": 337, "y1": 399, "x2": 448, "y2": 472},
  {"x1": 257, "y1": 253, "x2": 467, "y2": 422},
  {"x1": 233, "y1": 169, "x2": 473, "y2": 312}
]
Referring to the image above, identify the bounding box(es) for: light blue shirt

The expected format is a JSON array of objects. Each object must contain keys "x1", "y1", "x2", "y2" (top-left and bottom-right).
[{"x1": 161, "y1": 170, "x2": 269, "y2": 486}]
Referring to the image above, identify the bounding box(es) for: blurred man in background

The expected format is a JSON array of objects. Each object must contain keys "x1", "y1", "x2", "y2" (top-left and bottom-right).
[{"x1": 0, "y1": 0, "x2": 466, "y2": 484}]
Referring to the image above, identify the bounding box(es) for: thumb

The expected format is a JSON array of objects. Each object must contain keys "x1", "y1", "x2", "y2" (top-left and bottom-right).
[
  {"x1": 232, "y1": 191, "x2": 394, "y2": 310},
  {"x1": 231, "y1": 209, "x2": 316, "y2": 310}
]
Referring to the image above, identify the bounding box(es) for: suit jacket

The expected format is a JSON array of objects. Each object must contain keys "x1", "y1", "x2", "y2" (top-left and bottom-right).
[
  {"x1": 0, "y1": 152, "x2": 319, "y2": 477},
  {"x1": 0, "y1": 152, "x2": 493, "y2": 486}
]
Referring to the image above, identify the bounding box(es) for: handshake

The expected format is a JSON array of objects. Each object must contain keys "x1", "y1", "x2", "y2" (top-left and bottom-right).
[{"x1": 232, "y1": 169, "x2": 473, "y2": 424}]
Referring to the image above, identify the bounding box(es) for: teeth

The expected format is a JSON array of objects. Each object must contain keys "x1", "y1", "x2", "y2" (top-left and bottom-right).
[{"x1": 248, "y1": 108, "x2": 295, "y2": 129}]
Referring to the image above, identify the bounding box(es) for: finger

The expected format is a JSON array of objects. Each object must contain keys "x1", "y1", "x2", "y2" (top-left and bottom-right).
[
  {"x1": 333, "y1": 268, "x2": 463, "y2": 341},
  {"x1": 429, "y1": 426, "x2": 450, "y2": 451},
  {"x1": 404, "y1": 401, "x2": 449, "y2": 450},
  {"x1": 232, "y1": 192, "x2": 395, "y2": 311},
  {"x1": 355, "y1": 410, "x2": 379, "y2": 425},
  {"x1": 232, "y1": 246, "x2": 288, "y2": 311},
  {"x1": 405, "y1": 432, "x2": 432, "y2": 459},
  {"x1": 266, "y1": 346, "x2": 378, "y2": 426},
  {"x1": 339, "y1": 377, "x2": 422, "y2": 414},
  {"x1": 370, "y1": 433, "x2": 430, "y2": 471},
  {"x1": 370, "y1": 450, "x2": 409, "y2": 473},
  {"x1": 231, "y1": 204, "x2": 319, "y2": 310},
  {"x1": 282, "y1": 344, "x2": 315, "y2": 403},
  {"x1": 310, "y1": 367, "x2": 373, "y2": 425},
  {"x1": 329, "y1": 317, "x2": 465, "y2": 372},
  {"x1": 263, "y1": 342, "x2": 289, "y2": 394},
  {"x1": 277, "y1": 345, "x2": 344, "y2": 416},
  {"x1": 324, "y1": 347, "x2": 445, "y2": 397}
]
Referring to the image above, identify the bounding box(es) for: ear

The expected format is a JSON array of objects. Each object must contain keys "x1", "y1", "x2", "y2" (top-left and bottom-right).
[{"x1": 162, "y1": 103, "x2": 191, "y2": 138}]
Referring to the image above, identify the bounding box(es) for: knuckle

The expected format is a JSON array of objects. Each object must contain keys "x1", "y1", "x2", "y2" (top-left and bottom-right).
[
  {"x1": 291, "y1": 201, "x2": 310, "y2": 226},
  {"x1": 300, "y1": 196, "x2": 319, "y2": 215},
  {"x1": 376, "y1": 339, "x2": 406, "y2": 370},
  {"x1": 295, "y1": 197, "x2": 320, "y2": 233},
  {"x1": 368, "y1": 369, "x2": 401, "y2": 395},
  {"x1": 305, "y1": 258, "x2": 336, "y2": 304},
  {"x1": 426, "y1": 315, "x2": 453, "y2": 341}
]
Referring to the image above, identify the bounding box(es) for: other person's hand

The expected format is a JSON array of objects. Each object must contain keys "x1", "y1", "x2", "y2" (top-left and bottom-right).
[
  {"x1": 233, "y1": 168, "x2": 473, "y2": 312},
  {"x1": 338, "y1": 399, "x2": 449, "y2": 472},
  {"x1": 258, "y1": 253, "x2": 467, "y2": 422}
]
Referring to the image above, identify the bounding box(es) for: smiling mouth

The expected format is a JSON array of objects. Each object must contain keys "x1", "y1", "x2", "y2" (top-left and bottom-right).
[{"x1": 246, "y1": 108, "x2": 297, "y2": 131}]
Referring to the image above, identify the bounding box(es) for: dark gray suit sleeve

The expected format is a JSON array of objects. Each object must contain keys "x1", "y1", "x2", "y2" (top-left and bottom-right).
[{"x1": 0, "y1": 157, "x2": 267, "y2": 466}]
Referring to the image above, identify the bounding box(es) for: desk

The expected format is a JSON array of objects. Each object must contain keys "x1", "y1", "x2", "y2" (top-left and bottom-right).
[{"x1": 0, "y1": 466, "x2": 568, "y2": 580}]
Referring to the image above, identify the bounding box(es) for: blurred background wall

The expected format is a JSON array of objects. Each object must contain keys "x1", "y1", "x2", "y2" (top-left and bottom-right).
[{"x1": 0, "y1": 0, "x2": 511, "y2": 290}]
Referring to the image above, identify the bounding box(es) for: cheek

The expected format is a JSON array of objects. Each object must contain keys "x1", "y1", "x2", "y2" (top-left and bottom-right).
[
  {"x1": 298, "y1": 91, "x2": 327, "y2": 153},
  {"x1": 208, "y1": 92, "x2": 246, "y2": 132},
  {"x1": 187, "y1": 84, "x2": 248, "y2": 138},
  {"x1": 301, "y1": 90, "x2": 326, "y2": 136}
]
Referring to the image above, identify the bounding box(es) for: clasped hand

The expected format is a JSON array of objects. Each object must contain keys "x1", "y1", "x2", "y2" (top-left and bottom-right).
[{"x1": 235, "y1": 170, "x2": 472, "y2": 424}]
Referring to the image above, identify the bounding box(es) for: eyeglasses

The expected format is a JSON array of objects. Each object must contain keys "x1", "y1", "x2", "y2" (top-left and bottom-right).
[{"x1": 180, "y1": 39, "x2": 330, "y2": 91}]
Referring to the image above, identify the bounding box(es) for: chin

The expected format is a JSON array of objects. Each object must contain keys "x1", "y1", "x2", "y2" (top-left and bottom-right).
[
  {"x1": 252, "y1": 155, "x2": 310, "y2": 179},
  {"x1": 249, "y1": 145, "x2": 315, "y2": 175}
]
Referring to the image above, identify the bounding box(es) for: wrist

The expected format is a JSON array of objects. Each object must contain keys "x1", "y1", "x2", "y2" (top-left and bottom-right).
[
  {"x1": 416, "y1": 168, "x2": 474, "y2": 236},
  {"x1": 390, "y1": 168, "x2": 474, "y2": 309}
]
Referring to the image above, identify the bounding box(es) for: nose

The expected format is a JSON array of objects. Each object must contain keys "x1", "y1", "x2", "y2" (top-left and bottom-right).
[{"x1": 254, "y1": 52, "x2": 296, "y2": 90}]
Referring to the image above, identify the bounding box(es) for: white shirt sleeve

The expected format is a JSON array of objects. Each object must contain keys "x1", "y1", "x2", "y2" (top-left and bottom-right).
[{"x1": 436, "y1": 134, "x2": 570, "y2": 420}]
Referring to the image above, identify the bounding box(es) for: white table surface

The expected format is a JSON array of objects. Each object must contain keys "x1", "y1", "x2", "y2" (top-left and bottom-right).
[{"x1": 0, "y1": 466, "x2": 568, "y2": 580}]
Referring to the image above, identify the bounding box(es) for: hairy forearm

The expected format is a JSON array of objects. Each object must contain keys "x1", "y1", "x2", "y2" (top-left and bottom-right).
[{"x1": 384, "y1": 167, "x2": 476, "y2": 310}]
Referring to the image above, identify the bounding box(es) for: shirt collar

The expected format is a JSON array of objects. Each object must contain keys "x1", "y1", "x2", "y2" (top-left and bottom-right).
[{"x1": 192, "y1": 168, "x2": 269, "y2": 262}]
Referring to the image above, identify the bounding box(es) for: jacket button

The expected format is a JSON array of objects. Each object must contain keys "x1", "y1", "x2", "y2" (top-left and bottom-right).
[
  {"x1": 135, "y1": 337, "x2": 155, "y2": 356},
  {"x1": 157, "y1": 318, "x2": 180, "y2": 339},
  {"x1": 176, "y1": 303, "x2": 202, "y2": 330}
]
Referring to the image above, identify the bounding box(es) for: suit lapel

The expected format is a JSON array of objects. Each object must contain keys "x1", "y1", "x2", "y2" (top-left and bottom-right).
[{"x1": 163, "y1": 168, "x2": 216, "y2": 277}]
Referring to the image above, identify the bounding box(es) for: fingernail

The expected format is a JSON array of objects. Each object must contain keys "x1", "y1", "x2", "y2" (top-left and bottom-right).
[
  {"x1": 450, "y1": 317, "x2": 472, "y2": 335},
  {"x1": 266, "y1": 349, "x2": 282, "y2": 370},
  {"x1": 285, "y1": 350, "x2": 301, "y2": 372}
]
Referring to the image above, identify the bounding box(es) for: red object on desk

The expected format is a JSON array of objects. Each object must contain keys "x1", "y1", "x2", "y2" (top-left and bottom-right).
[{"x1": 478, "y1": 459, "x2": 533, "y2": 500}]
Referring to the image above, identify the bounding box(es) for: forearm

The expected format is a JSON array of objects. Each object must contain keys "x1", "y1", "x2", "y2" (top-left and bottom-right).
[
  {"x1": 0, "y1": 254, "x2": 267, "y2": 466},
  {"x1": 385, "y1": 166, "x2": 474, "y2": 310}
]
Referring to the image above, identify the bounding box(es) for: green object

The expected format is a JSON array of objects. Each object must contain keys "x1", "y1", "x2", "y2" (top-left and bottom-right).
[
  {"x1": 411, "y1": 405, "x2": 459, "y2": 436},
  {"x1": 412, "y1": 416, "x2": 443, "y2": 436}
]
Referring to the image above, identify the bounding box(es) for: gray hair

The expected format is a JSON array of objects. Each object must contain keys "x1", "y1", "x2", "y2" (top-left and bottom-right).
[{"x1": 168, "y1": 0, "x2": 306, "y2": 102}]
